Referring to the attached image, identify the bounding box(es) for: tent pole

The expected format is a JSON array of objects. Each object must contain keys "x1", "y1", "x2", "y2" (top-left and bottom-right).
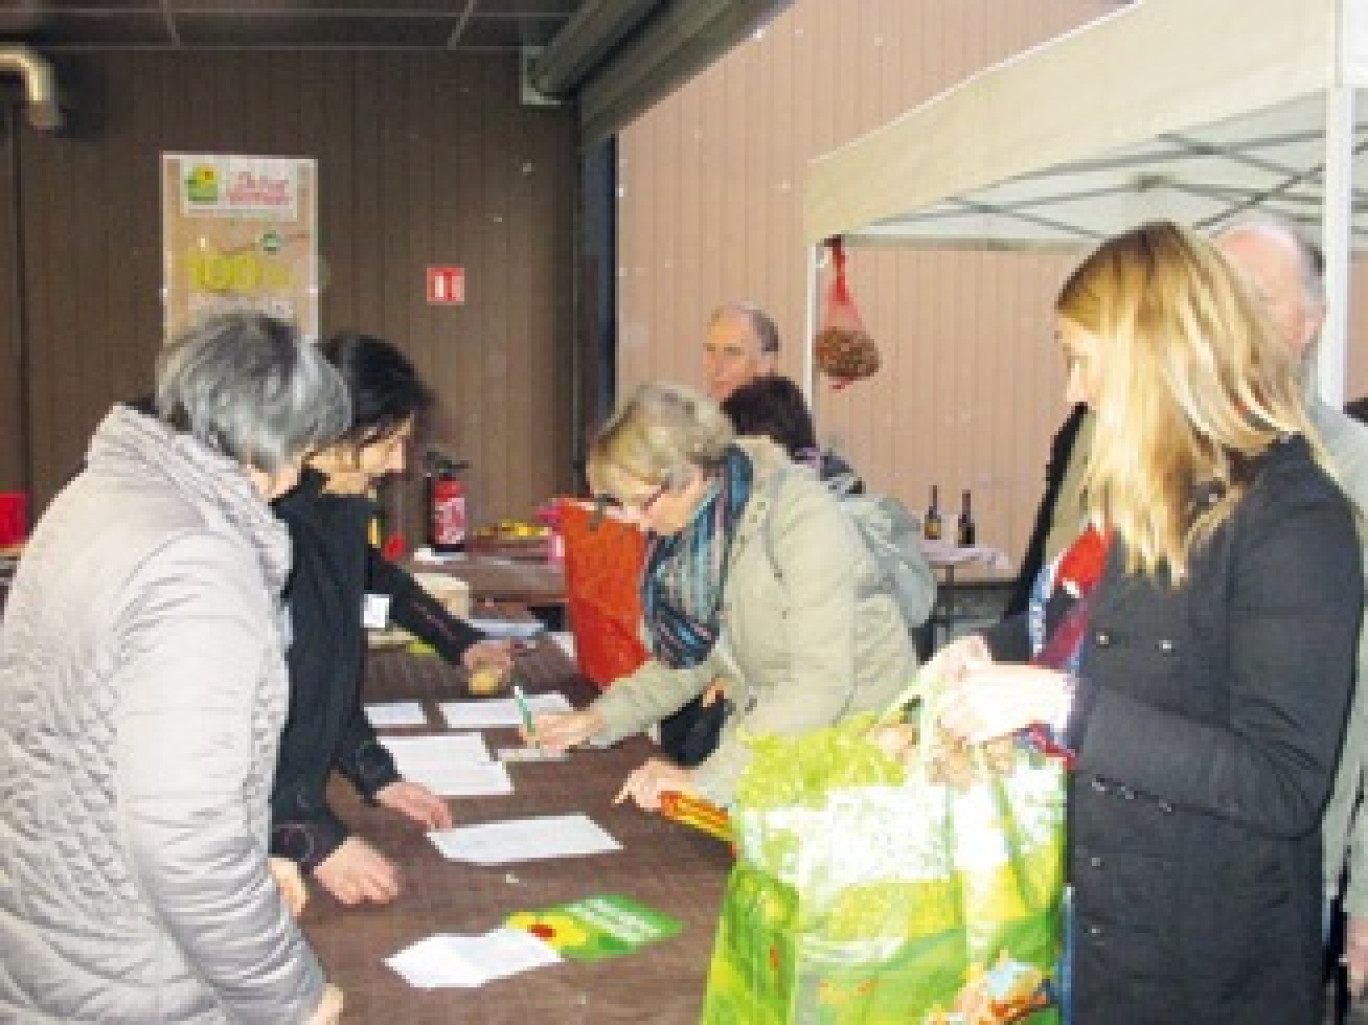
[
  {"x1": 802, "y1": 242, "x2": 820, "y2": 403},
  {"x1": 1318, "y1": 84, "x2": 1354, "y2": 407}
]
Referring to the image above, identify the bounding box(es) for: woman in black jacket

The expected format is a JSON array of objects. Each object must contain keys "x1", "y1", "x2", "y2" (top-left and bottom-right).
[
  {"x1": 270, "y1": 333, "x2": 511, "y2": 907},
  {"x1": 933, "y1": 222, "x2": 1361, "y2": 1023}
]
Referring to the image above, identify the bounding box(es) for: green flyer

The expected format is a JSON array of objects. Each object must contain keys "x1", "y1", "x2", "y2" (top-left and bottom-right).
[{"x1": 506, "y1": 894, "x2": 682, "y2": 962}]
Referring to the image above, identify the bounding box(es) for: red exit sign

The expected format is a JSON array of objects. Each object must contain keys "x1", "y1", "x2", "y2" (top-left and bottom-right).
[{"x1": 426, "y1": 266, "x2": 465, "y2": 305}]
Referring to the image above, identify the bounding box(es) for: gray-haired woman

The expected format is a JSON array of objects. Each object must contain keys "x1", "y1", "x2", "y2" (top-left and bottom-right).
[
  {"x1": 526, "y1": 381, "x2": 917, "y2": 809},
  {"x1": 0, "y1": 313, "x2": 349, "y2": 1024}
]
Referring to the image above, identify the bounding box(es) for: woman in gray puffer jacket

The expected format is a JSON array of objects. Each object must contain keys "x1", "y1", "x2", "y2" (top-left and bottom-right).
[{"x1": 0, "y1": 313, "x2": 350, "y2": 1023}]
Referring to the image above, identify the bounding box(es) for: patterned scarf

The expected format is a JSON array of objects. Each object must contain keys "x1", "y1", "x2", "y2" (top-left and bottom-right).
[
  {"x1": 1027, "y1": 524, "x2": 1111, "y2": 764},
  {"x1": 641, "y1": 445, "x2": 753, "y2": 668},
  {"x1": 1028, "y1": 523, "x2": 1111, "y2": 670}
]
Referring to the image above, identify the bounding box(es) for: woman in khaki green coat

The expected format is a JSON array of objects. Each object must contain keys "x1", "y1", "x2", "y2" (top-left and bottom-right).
[{"x1": 528, "y1": 381, "x2": 917, "y2": 808}]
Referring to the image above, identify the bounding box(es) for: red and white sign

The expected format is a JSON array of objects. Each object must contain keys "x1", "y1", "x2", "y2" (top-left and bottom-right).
[{"x1": 426, "y1": 265, "x2": 465, "y2": 305}]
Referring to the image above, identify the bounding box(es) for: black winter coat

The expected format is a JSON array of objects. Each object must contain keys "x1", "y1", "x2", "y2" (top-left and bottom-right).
[
  {"x1": 984, "y1": 436, "x2": 1360, "y2": 1024},
  {"x1": 269, "y1": 470, "x2": 482, "y2": 870}
]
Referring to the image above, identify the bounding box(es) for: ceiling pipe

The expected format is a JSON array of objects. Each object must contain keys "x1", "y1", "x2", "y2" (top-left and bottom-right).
[
  {"x1": 578, "y1": 0, "x2": 789, "y2": 145},
  {"x1": 0, "y1": 46, "x2": 61, "y2": 131},
  {"x1": 530, "y1": 0, "x2": 660, "y2": 97}
]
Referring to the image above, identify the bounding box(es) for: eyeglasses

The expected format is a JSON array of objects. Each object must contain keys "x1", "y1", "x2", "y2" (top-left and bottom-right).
[
  {"x1": 621, "y1": 481, "x2": 669, "y2": 515},
  {"x1": 589, "y1": 479, "x2": 672, "y2": 529}
]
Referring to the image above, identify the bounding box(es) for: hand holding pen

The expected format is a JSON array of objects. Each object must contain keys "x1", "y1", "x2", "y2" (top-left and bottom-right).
[
  {"x1": 519, "y1": 706, "x2": 604, "y2": 753},
  {"x1": 512, "y1": 684, "x2": 541, "y2": 750}
]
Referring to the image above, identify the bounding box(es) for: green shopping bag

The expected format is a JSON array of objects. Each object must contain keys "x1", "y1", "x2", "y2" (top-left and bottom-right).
[
  {"x1": 702, "y1": 865, "x2": 799, "y2": 1024},
  {"x1": 700, "y1": 691, "x2": 1065, "y2": 1025}
]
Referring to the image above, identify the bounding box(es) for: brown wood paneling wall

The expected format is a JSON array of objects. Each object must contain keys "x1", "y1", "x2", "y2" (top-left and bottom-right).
[
  {"x1": 616, "y1": 0, "x2": 1368, "y2": 576},
  {"x1": 0, "y1": 105, "x2": 22, "y2": 494},
  {"x1": 7, "y1": 50, "x2": 577, "y2": 544}
]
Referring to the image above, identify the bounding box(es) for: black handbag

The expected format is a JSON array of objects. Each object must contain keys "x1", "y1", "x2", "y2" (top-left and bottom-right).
[{"x1": 659, "y1": 693, "x2": 728, "y2": 767}]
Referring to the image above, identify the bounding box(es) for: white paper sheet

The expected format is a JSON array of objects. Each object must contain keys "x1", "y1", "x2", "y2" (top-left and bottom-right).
[
  {"x1": 365, "y1": 701, "x2": 428, "y2": 728},
  {"x1": 385, "y1": 927, "x2": 560, "y2": 989},
  {"x1": 496, "y1": 746, "x2": 568, "y2": 763},
  {"x1": 427, "y1": 813, "x2": 620, "y2": 865},
  {"x1": 411, "y1": 546, "x2": 468, "y2": 565},
  {"x1": 438, "y1": 691, "x2": 573, "y2": 730},
  {"x1": 384, "y1": 732, "x2": 490, "y2": 764},
  {"x1": 383, "y1": 734, "x2": 513, "y2": 796},
  {"x1": 549, "y1": 630, "x2": 575, "y2": 659},
  {"x1": 467, "y1": 616, "x2": 545, "y2": 640}
]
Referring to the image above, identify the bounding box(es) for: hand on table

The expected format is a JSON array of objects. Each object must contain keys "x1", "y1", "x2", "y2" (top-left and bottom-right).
[
  {"x1": 525, "y1": 708, "x2": 604, "y2": 752},
  {"x1": 376, "y1": 779, "x2": 453, "y2": 830},
  {"x1": 462, "y1": 639, "x2": 514, "y2": 675},
  {"x1": 937, "y1": 663, "x2": 1071, "y2": 745},
  {"x1": 313, "y1": 836, "x2": 401, "y2": 906},
  {"x1": 1345, "y1": 913, "x2": 1368, "y2": 999},
  {"x1": 268, "y1": 856, "x2": 308, "y2": 918},
  {"x1": 615, "y1": 757, "x2": 695, "y2": 812},
  {"x1": 306, "y1": 983, "x2": 344, "y2": 1025}
]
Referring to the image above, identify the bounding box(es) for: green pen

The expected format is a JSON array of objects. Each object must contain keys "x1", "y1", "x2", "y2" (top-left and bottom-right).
[{"x1": 512, "y1": 684, "x2": 540, "y2": 749}]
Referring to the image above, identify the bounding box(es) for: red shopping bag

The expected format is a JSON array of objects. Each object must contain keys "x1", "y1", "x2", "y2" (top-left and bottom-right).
[
  {"x1": 557, "y1": 498, "x2": 649, "y2": 688},
  {"x1": 815, "y1": 236, "x2": 880, "y2": 389}
]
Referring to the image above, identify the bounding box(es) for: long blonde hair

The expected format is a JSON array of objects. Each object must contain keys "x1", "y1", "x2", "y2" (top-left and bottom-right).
[{"x1": 1058, "y1": 221, "x2": 1315, "y2": 583}]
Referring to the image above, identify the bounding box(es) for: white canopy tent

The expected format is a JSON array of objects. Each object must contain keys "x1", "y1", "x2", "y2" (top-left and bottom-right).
[{"x1": 802, "y1": 0, "x2": 1368, "y2": 403}]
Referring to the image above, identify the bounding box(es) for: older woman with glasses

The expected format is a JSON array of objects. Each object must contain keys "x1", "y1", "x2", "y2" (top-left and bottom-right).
[{"x1": 526, "y1": 381, "x2": 918, "y2": 809}]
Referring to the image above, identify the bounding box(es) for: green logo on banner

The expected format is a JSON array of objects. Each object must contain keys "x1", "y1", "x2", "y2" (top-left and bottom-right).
[{"x1": 185, "y1": 164, "x2": 219, "y2": 204}]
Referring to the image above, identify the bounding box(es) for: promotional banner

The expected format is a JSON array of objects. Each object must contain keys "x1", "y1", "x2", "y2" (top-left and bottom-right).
[{"x1": 161, "y1": 153, "x2": 318, "y2": 341}]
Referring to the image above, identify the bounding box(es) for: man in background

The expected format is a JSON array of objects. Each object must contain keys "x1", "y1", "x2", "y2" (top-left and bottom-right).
[
  {"x1": 703, "y1": 300, "x2": 780, "y2": 401},
  {"x1": 666, "y1": 300, "x2": 781, "y2": 765},
  {"x1": 1215, "y1": 216, "x2": 1368, "y2": 1012}
]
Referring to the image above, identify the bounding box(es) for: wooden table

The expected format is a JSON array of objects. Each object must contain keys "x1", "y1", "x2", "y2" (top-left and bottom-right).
[
  {"x1": 300, "y1": 638, "x2": 733, "y2": 1024},
  {"x1": 411, "y1": 552, "x2": 566, "y2": 610}
]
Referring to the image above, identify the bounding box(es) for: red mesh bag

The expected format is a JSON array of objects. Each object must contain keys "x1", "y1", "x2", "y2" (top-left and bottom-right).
[
  {"x1": 815, "y1": 237, "x2": 880, "y2": 388},
  {"x1": 557, "y1": 497, "x2": 649, "y2": 688}
]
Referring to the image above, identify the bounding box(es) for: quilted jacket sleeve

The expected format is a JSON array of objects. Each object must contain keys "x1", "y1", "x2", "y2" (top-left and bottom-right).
[{"x1": 116, "y1": 534, "x2": 325, "y2": 1023}]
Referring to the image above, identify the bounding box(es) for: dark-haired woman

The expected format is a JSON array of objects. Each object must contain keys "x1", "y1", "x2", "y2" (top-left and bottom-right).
[
  {"x1": 721, "y1": 373, "x2": 863, "y2": 492},
  {"x1": 270, "y1": 332, "x2": 512, "y2": 907}
]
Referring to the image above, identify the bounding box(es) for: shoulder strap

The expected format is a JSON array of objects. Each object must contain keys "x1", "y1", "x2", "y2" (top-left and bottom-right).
[
  {"x1": 760, "y1": 465, "x2": 873, "y2": 592},
  {"x1": 760, "y1": 465, "x2": 793, "y2": 584}
]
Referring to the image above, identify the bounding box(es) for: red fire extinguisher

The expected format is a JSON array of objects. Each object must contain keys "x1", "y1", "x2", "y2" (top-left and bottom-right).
[{"x1": 424, "y1": 452, "x2": 470, "y2": 553}]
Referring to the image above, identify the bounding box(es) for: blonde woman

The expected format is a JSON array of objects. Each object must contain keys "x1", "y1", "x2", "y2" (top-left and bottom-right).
[
  {"x1": 527, "y1": 381, "x2": 917, "y2": 808},
  {"x1": 933, "y1": 221, "x2": 1361, "y2": 1023}
]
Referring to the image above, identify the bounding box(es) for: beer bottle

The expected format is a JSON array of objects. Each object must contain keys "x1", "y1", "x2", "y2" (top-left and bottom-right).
[
  {"x1": 923, "y1": 484, "x2": 943, "y2": 541},
  {"x1": 956, "y1": 489, "x2": 976, "y2": 547}
]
